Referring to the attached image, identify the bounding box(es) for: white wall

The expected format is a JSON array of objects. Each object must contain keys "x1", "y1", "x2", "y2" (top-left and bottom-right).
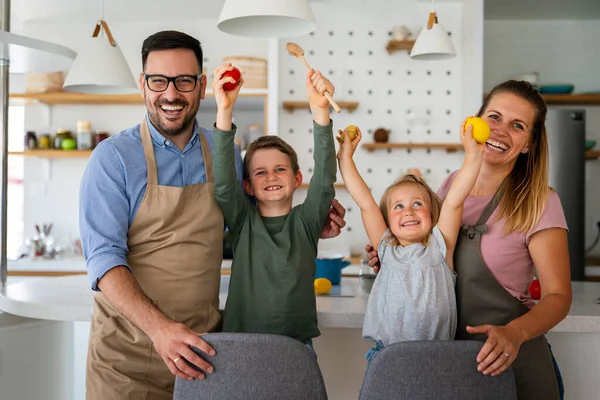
[{"x1": 485, "y1": 19, "x2": 600, "y2": 258}]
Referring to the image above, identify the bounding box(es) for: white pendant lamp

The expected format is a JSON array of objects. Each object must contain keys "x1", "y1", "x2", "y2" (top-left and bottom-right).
[
  {"x1": 63, "y1": 20, "x2": 138, "y2": 94},
  {"x1": 410, "y1": 1, "x2": 456, "y2": 61},
  {"x1": 217, "y1": 0, "x2": 316, "y2": 38}
]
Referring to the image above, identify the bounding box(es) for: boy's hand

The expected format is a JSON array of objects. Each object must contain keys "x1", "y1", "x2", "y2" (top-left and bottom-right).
[
  {"x1": 212, "y1": 63, "x2": 244, "y2": 112},
  {"x1": 306, "y1": 69, "x2": 334, "y2": 109},
  {"x1": 460, "y1": 119, "x2": 484, "y2": 159},
  {"x1": 336, "y1": 126, "x2": 362, "y2": 160}
]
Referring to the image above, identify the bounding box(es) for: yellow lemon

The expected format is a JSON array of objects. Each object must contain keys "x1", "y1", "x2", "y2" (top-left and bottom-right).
[
  {"x1": 464, "y1": 117, "x2": 490, "y2": 144},
  {"x1": 339, "y1": 125, "x2": 358, "y2": 143},
  {"x1": 314, "y1": 278, "x2": 333, "y2": 295}
]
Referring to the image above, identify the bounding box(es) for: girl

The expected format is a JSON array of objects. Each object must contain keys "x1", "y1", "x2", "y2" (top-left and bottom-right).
[{"x1": 336, "y1": 122, "x2": 483, "y2": 360}]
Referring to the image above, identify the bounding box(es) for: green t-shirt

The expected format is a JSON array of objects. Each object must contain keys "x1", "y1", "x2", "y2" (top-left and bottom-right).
[{"x1": 212, "y1": 121, "x2": 336, "y2": 342}]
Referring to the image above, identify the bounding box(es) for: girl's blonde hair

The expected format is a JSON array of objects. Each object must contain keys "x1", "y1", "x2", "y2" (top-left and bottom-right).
[
  {"x1": 379, "y1": 174, "x2": 442, "y2": 246},
  {"x1": 477, "y1": 80, "x2": 550, "y2": 234}
]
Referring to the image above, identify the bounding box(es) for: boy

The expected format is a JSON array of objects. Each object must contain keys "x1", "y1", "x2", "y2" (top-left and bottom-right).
[{"x1": 211, "y1": 64, "x2": 337, "y2": 346}]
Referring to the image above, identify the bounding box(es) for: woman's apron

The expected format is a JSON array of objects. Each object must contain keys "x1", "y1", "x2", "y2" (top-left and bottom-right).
[
  {"x1": 454, "y1": 185, "x2": 560, "y2": 400},
  {"x1": 86, "y1": 119, "x2": 224, "y2": 399}
]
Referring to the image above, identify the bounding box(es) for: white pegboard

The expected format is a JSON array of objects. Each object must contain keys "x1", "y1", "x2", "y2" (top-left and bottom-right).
[{"x1": 284, "y1": 0, "x2": 479, "y2": 254}]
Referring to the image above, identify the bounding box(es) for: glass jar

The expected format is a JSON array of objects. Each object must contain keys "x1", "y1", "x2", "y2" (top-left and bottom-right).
[
  {"x1": 24, "y1": 131, "x2": 37, "y2": 149},
  {"x1": 38, "y1": 133, "x2": 51, "y2": 149},
  {"x1": 54, "y1": 129, "x2": 72, "y2": 149},
  {"x1": 94, "y1": 131, "x2": 109, "y2": 147},
  {"x1": 77, "y1": 120, "x2": 93, "y2": 150}
]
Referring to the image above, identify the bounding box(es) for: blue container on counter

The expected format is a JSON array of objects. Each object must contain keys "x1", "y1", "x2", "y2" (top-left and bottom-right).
[{"x1": 315, "y1": 253, "x2": 351, "y2": 285}]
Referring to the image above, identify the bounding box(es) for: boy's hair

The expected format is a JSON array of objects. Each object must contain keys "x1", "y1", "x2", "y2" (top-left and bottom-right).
[
  {"x1": 141, "y1": 30, "x2": 203, "y2": 73},
  {"x1": 243, "y1": 136, "x2": 300, "y2": 181},
  {"x1": 379, "y1": 174, "x2": 442, "y2": 246}
]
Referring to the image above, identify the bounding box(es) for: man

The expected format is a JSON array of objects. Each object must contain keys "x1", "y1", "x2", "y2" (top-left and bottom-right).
[{"x1": 79, "y1": 30, "x2": 346, "y2": 399}]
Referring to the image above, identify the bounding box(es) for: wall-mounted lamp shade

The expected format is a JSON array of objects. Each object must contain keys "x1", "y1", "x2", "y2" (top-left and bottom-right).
[
  {"x1": 410, "y1": 12, "x2": 456, "y2": 61},
  {"x1": 63, "y1": 20, "x2": 138, "y2": 94},
  {"x1": 0, "y1": 31, "x2": 76, "y2": 73},
  {"x1": 217, "y1": 0, "x2": 316, "y2": 38}
]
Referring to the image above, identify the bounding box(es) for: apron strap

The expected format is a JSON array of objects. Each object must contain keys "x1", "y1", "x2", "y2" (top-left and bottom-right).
[
  {"x1": 460, "y1": 180, "x2": 507, "y2": 239},
  {"x1": 475, "y1": 180, "x2": 506, "y2": 226},
  {"x1": 198, "y1": 129, "x2": 214, "y2": 183},
  {"x1": 139, "y1": 118, "x2": 159, "y2": 185}
]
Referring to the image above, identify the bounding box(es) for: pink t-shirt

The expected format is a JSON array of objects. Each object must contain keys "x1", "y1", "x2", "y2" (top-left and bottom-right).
[{"x1": 437, "y1": 171, "x2": 568, "y2": 308}]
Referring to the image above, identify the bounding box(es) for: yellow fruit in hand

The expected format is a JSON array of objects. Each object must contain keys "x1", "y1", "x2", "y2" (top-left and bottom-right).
[
  {"x1": 314, "y1": 278, "x2": 333, "y2": 295},
  {"x1": 339, "y1": 125, "x2": 358, "y2": 143},
  {"x1": 464, "y1": 117, "x2": 490, "y2": 144}
]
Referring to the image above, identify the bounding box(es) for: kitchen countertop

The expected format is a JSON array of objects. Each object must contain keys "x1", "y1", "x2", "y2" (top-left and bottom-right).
[{"x1": 2, "y1": 273, "x2": 600, "y2": 332}]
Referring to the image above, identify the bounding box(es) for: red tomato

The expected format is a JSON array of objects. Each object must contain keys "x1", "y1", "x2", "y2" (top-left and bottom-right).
[
  {"x1": 221, "y1": 67, "x2": 241, "y2": 91},
  {"x1": 529, "y1": 278, "x2": 541, "y2": 300}
]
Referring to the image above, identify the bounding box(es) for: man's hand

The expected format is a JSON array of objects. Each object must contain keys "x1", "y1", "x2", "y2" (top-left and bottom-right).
[
  {"x1": 150, "y1": 320, "x2": 216, "y2": 380},
  {"x1": 320, "y1": 199, "x2": 347, "y2": 239},
  {"x1": 365, "y1": 244, "x2": 381, "y2": 273}
]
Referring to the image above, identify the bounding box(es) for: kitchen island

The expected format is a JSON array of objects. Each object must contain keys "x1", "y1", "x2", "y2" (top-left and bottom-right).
[{"x1": 2, "y1": 273, "x2": 600, "y2": 400}]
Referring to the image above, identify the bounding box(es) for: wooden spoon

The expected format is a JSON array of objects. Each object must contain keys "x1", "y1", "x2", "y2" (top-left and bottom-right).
[{"x1": 286, "y1": 42, "x2": 341, "y2": 113}]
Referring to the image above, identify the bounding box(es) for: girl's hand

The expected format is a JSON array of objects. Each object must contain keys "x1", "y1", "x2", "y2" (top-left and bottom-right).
[
  {"x1": 336, "y1": 126, "x2": 362, "y2": 160},
  {"x1": 307, "y1": 69, "x2": 334, "y2": 109},
  {"x1": 460, "y1": 119, "x2": 484, "y2": 158},
  {"x1": 466, "y1": 324, "x2": 525, "y2": 377},
  {"x1": 212, "y1": 63, "x2": 243, "y2": 111}
]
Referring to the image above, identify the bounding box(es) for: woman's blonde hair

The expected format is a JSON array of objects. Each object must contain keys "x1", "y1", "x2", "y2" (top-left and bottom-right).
[
  {"x1": 379, "y1": 174, "x2": 442, "y2": 246},
  {"x1": 477, "y1": 80, "x2": 549, "y2": 234}
]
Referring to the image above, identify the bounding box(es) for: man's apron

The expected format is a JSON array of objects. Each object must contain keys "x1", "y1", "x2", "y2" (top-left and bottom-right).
[
  {"x1": 454, "y1": 185, "x2": 560, "y2": 400},
  {"x1": 86, "y1": 119, "x2": 224, "y2": 399}
]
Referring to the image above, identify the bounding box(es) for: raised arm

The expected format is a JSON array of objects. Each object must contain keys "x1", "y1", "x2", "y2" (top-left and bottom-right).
[
  {"x1": 337, "y1": 126, "x2": 387, "y2": 248},
  {"x1": 437, "y1": 122, "x2": 483, "y2": 267},
  {"x1": 299, "y1": 69, "x2": 337, "y2": 239},
  {"x1": 212, "y1": 63, "x2": 250, "y2": 236}
]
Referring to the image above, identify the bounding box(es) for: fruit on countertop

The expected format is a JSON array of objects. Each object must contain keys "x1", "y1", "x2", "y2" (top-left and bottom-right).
[
  {"x1": 221, "y1": 67, "x2": 241, "y2": 91},
  {"x1": 314, "y1": 277, "x2": 332, "y2": 295},
  {"x1": 529, "y1": 277, "x2": 541, "y2": 300},
  {"x1": 464, "y1": 117, "x2": 490, "y2": 144}
]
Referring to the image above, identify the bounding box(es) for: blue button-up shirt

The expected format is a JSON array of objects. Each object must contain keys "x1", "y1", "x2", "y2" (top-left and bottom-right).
[{"x1": 79, "y1": 115, "x2": 244, "y2": 290}]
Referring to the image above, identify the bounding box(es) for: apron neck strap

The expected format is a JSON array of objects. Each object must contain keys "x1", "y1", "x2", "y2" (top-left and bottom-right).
[
  {"x1": 139, "y1": 118, "x2": 215, "y2": 184},
  {"x1": 475, "y1": 179, "x2": 507, "y2": 226},
  {"x1": 139, "y1": 118, "x2": 158, "y2": 185}
]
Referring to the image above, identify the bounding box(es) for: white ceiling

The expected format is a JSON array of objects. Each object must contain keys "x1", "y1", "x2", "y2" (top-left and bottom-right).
[{"x1": 485, "y1": 0, "x2": 600, "y2": 20}]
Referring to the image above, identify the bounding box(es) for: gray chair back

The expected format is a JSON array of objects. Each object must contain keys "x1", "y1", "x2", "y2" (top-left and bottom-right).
[
  {"x1": 173, "y1": 332, "x2": 328, "y2": 400},
  {"x1": 359, "y1": 340, "x2": 517, "y2": 400}
]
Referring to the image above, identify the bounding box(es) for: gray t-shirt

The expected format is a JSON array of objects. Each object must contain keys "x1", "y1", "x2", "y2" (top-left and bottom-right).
[{"x1": 362, "y1": 225, "x2": 457, "y2": 346}]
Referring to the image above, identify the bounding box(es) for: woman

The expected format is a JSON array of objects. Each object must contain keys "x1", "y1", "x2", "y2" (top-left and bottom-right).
[{"x1": 366, "y1": 80, "x2": 572, "y2": 400}]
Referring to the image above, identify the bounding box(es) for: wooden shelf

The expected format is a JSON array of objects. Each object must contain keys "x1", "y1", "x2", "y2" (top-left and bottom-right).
[
  {"x1": 8, "y1": 150, "x2": 93, "y2": 158},
  {"x1": 386, "y1": 39, "x2": 416, "y2": 55},
  {"x1": 362, "y1": 143, "x2": 462, "y2": 153},
  {"x1": 300, "y1": 183, "x2": 346, "y2": 189},
  {"x1": 587, "y1": 150, "x2": 600, "y2": 160},
  {"x1": 282, "y1": 101, "x2": 359, "y2": 113},
  {"x1": 543, "y1": 94, "x2": 600, "y2": 105},
  {"x1": 483, "y1": 93, "x2": 600, "y2": 106},
  {"x1": 9, "y1": 88, "x2": 268, "y2": 105}
]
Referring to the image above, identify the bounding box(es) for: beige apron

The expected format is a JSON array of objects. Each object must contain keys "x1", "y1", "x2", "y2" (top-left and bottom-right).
[{"x1": 86, "y1": 119, "x2": 224, "y2": 400}]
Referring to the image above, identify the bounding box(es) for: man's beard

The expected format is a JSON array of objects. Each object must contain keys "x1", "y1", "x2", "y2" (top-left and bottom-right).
[{"x1": 149, "y1": 99, "x2": 199, "y2": 137}]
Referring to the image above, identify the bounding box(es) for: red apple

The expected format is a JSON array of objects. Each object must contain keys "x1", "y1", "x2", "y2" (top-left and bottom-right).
[
  {"x1": 528, "y1": 277, "x2": 541, "y2": 300},
  {"x1": 221, "y1": 67, "x2": 241, "y2": 91}
]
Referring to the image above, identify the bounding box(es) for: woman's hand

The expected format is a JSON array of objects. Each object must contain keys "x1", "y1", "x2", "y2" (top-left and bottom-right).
[{"x1": 467, "y1": 324, "x2": 526, "y2": 377}]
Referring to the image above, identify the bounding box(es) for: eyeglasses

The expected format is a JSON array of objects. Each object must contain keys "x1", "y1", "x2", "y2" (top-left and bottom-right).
[{"x1": 144, "y1": 74, "x2": 203, "y2": 93}]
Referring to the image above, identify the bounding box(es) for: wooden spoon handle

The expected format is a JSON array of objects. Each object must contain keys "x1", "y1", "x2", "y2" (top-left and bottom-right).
[
  {"x1": 324, "y1": 91, "x2": 341, "y2": 113},
  {"x1": 299, "y1": 56, "x2": 341, "y2": 113}
]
